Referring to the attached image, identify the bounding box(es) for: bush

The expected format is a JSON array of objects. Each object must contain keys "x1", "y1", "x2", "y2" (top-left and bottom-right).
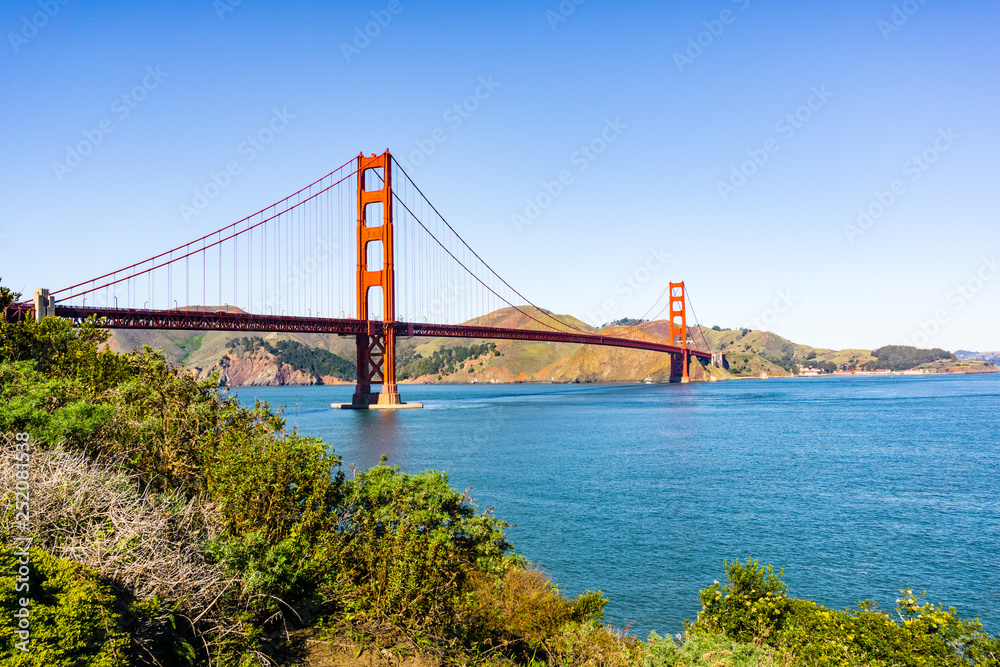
[
  {"x1": 546, "y1": 619, "x2": 641, "y2": 667},
  {"x1": 0, "y1": 438, "x2": 223, "y2": 609},
  {"x1": 205, "y1": 427, "x2": 343, "y2": 542},
  {"x1": 692, "y1": 560, "x2": 1000, "y2": 667},
  {"x1": 647, "y1": 629, "x2": 787, "y2": 667},
  {"x1": 463, "y1": 566, "x2": 616, "y2": 663},
  {"x1": 319, "y1": 464, "x2": 515, "y2": 644},
  {"x1": 778, "y1": 591, "x2": 1000, "y2": 667},
  {"x1": 692, "y1": 558, "x2": 790, "y2": 642},
  {"x1": 338, "y1": 464, "x2": 513, "y2": 572},
  {"x1": 100, "y1": 351, "x2": 278, "y2": 494},
  {"x1": 0, "y1": 547, "x2": 131, "y2": 666},
  {"x1": 0, "y1": 361, "x2": 113, "y2": 447},
  {"x1": 0, "y1": 436, "x2": 263, "y2": 665}
]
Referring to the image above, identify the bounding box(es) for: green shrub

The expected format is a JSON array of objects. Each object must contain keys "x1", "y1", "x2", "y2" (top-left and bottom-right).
[
  {"x1": 101, "y1": 350, "x2": 285, "y2": 494},
  {"x1": 0, "y1": 547, "x2": 130, "y2": 666},
  {"x1": 692, "y1": 557, "x2": 790, "y2": 642},
  {"x1": 465, "y1": 567, "x2": 581, "y2": 653},
  {"x1": 462, "y1": 566, "x2": 616, "y2": 663},
  {"x1": 319, "y1": 464, "x2": 515, "y2": 643},
  {"x1": 331, "y1": 523, "x2": 469, "y2": 641},
  {"x1": 571, "y1": 590, "x2": 609, "y2": 622},
  {"x1": 778, "y1": 591, "x2": 1000, "y2": 667},
  {"x1": 207, "y1": 531, "x2": 315, "y2": 598},
  {"x1": 693, "y1": 560, "x2": 1000, "y2": 667},
  {"x1": 546, "y1": 619, "x2": 641, "y2": 667},
  {"x1": 338, "y1": 464, "x2": 513, "y2": 572},
  {"x1": 205, "y1": 428, "x2": 343, "y2": 542},
  {"x1": 0, "y1": 361, "x2": 113, "y2": 446},
  {"x1": 647, "y1": 629, "x2": 786, "y2": 667},
  {"x1": 0, "y1": 314, "x2": 128, "y2": 386}
]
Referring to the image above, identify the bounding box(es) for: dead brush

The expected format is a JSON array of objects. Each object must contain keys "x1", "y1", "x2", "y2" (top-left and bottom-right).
[
  {"x1": 0, "y1": 434, "x2": 266, "y2": 663},
  {"x1": 462, "y1": 565, "x2": 641, "y2": 667}
]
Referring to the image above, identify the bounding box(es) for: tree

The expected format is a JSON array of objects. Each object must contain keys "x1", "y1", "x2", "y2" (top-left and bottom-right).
[
  {"x1": 871, "y1": 345, "x2": 956, "y2": 371},
  {"x1": 0, "y1": 279, "x2": 21, "y2": 311}
]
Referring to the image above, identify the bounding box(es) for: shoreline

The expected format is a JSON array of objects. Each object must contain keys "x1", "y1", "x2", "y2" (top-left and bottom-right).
[{"x1": 224, "y1": 368, "x2": 998, "y2": 389}]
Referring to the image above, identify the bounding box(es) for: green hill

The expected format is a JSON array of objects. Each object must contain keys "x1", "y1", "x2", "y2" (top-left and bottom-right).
[{"x1": 106, "y1": 310, "x2": 995, "y2": 385}]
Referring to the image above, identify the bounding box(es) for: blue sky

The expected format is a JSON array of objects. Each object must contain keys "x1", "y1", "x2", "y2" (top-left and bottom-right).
[{"x1": 2, "y1": 0, "x2": 998, "y2": 351}]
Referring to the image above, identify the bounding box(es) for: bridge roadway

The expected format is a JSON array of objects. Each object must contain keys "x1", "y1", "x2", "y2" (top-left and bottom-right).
[{"x1": 16, "y1": 305, "x2": 711, "y2": 360}]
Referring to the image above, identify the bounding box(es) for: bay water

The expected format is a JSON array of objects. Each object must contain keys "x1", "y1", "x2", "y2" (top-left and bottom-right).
[{"x1": 233, "y1": 374, "x2": 1000, "y2": 638}]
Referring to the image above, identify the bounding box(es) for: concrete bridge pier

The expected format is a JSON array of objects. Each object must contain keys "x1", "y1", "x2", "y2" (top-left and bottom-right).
[
  {"x1": 331, "y1": 327, "x2": 422, "y2": 410},
  {"x1": 33, "y1": 288, "x2": 57, "y2": 320},
  {"x1": 669, "y1": 351, "x2": 691, "y2": 383}
]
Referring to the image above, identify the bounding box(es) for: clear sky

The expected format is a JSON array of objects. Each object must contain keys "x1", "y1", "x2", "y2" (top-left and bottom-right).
[{"x1": 2, "y1": 0, "x2": 998, "y2": 351}]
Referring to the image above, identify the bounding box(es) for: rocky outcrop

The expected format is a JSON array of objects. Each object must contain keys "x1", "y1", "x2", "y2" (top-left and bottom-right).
[{"x1": 198, "y1": 348, "x2": 335, "y2": 386}]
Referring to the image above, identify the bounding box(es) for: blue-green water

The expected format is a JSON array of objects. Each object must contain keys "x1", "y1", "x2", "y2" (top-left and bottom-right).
[{"x1": 233, "y1": 374, "x2": 1000, "y2": 637}]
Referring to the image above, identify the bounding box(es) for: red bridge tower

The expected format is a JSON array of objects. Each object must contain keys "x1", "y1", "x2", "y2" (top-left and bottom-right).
[
  {"x1": 668, "y1": 281, "x2": 690, "y2": 383},
  {"x1": 337, "y1": 151, "x2": 421, "y2": 409}
]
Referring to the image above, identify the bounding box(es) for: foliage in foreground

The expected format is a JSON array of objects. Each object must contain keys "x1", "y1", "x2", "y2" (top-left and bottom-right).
[
  {"x1": 0, "y1": 299, "x2": 637, "y2": 665},
  {"x1": 647, "y1": 630, "x2": 788, "y2": 667},
  {"x1": 688, "y1": 557, "x2": 1000, "y2": 667},
  {"x1": 0, "y1": 547, "x2": 132, "y2": 667}
]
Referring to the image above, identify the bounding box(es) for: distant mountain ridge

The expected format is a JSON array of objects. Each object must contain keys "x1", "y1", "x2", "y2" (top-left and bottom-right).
[
  {"x1": 955, "y1": 350, "x2": 1000, "y2": 364},
  {"x1": 105, "y1": 308, "x2": 997, "y2": 386}
]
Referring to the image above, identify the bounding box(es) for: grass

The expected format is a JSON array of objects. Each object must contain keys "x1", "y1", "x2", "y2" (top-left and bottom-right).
[{"x1": 175, "y1": 333, "x2": 205, "y2": 363}]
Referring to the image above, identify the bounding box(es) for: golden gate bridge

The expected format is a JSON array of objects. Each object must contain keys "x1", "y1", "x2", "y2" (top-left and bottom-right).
[{"x1": 8, "y1": 151, "x2": 714, "y2": 408}]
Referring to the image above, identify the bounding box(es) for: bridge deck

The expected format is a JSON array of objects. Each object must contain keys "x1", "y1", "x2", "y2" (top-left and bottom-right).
[{"x1": 8, "y1": 305, "x2": 710, "y2": 359}]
